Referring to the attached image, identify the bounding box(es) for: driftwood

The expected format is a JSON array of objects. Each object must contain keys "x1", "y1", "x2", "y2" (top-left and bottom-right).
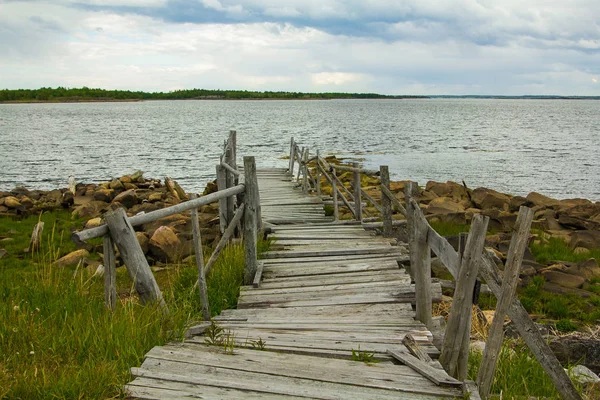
[
  {"x1": 190, "y1": 194, "x2": 211, "y2": 321},
  {"x1": 103, "y1": 234, "x2": 117, "y2": 310}
]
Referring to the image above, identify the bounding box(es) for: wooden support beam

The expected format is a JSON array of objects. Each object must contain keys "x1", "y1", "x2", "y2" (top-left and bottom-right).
[
  {"x1": 440, "y1": 214, "x2": 489, "y2": 380},
  {"x1": 104, "y1": 208, "x2": 166, "y2": 310},
  {"x1": 103, "y1": 234, "x2": 117, "y2": 310},
  {"x1": 216, "y1": 164, "x2": 228, "y2": 233},
  {"x1": 353, "y1": 162, "x2": 362, "y2": 221},
  {"x1": 477, "y1": 206, "x2": 533, "y2": 399},
  {"x1": 380, "y1": 184, "x2": 408, "y2": 217},
  {"x1": 315, "y1": 150, "x2": 321, "y2": 196},
  {"x1": 360, "y1": 189, "x2": 383, "y2": 214},
  {"x1": 288, "y1": 137, "x2": 295, "y2": 176},
  {"x1": 380, "y1": 165, "x2": 392, "y2": 237},
  {"x1": 190, "y1": 194, "x2": 211, "y2": 321},
  {"x1": 253, "y1": 260, "x2": 264, "y2": 288},
  {"x1": 243, "y1": 156, "x2": 259, "y2": 285}
]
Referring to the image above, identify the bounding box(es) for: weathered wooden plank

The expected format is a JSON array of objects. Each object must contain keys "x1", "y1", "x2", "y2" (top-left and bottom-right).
[
  {"x1": 263, "y1": 246, "x2": 405, "y2": 259},
  {"x1": 190, "y1": 194, "x2": 210, "y2": 321},
  {"x1": 426, "y1": 227, "x2": 459, "y2": 279},
  {"x1": 240, "y1": 279, "x2": 412, "y2": 297},
  {"x1": 252, "y1": 260, "x2": 264, "y2": 288},
  {"x1": 403, "y1": 333, "x2": 433, "y2": 363},
  {"x1": 103, "y1": 234, "x2": 117, "y2": 310},
  {"x1": 477, "y1": 206, "x2": 533, "y2": 399},
  {"x1": 243, "y1": 157, "x2": 259, "y2": 285},
  {"x1": 387, "y1": 349, "x2": 462, "y2": 387}
]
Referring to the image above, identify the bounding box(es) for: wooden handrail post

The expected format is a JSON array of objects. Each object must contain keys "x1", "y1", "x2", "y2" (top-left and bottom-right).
[
  {"x1": 288, "y1": 137, "x2": 295, "y2": 176},
  {"x1": 380, "y1": 165, "x2": 392, "y2": 237},
  {"x1": 315, "y1": 150, "x2": 321, "y2": 197},
  {"x1": 190, "y1": 194, "x2": 211, "y2": 321},
  {"x1": 353, "y1": 162, "x2": 362, "y2": 221},
  {"x1": 225, "y1": 143, "x2": 235, "y2": 226},
  {"x1": 216, "y1": 164, "x2": 227, "y2": 233},
  {"x1": 303, "y1": 149, "x2": 309, "y2": 194},
  {"x1": 477, "y1": 207, "x2": 534, "y2": 398},
  {"x1": 103, "y1": 234, "x2": 117, "y2": 310},
  {"x1": 404, "y1": 182, "x2": 419, "y2": 278},
  {"x1": 243, "y1": 156, "x2": 259, "y2": 284},
  {"x1": 331, "y1": 167, "x2": 339, "y2": 221},
  {"x1": 104, "y1": 208, "x2": 167, "y2": 310},
  {"x1": 405, "y1": 182, "x2": 432, "y2": 329},
  {"x1": 440, "y1": 214, "x2": 489, "y2": 380},
  {"x1": 296, "y1": 147, "x2": 304, "y2": 183}
]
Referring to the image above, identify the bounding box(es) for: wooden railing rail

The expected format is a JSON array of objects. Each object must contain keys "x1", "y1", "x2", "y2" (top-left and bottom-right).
[
  {"x1": 72, "y1": 131, "x2": 262, "y2": 325},
  {"x1": 287, "y1": 136, "x2": 581, "y2": 400}
]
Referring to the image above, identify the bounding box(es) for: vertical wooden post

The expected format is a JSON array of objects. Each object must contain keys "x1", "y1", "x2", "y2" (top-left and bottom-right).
[
  {"x1": 103, "y1": 234, "x2": 117, "y2": 310},
  {"x1": 353, "y1": 162, "x2": 362, "y2": 221},
  {"x1": 315, "y1": 150, "x2": 321, "y2": 197},
  {"x1": 303, "y1": 149, "x2": 309, "y2": 194},
  {"x1": 405, "y1": 182, "x2": 431, "y2": 328},
  {"x1": 216, "y1": 164, "x2": 227, "y2": 233},
  {"x1": 440, "y1": 214, "x2": 489, "y2": 380},
  {"x1": 104, "y1": 208, "x2": 166, "y2": 310},
  {"x1": 229, "y1": 130, "x2": 237, "y2": 168},
  {"x1": 190, "y1": 194, "x2": 211, "y2": 321},
  {"x1": 331, "y1": 167, "x2": 339, "y2": 221},
  {"x1": 457, "y1": 232, "x2": 470, "y2": 382},
  {"x1": 225, "y1": 145, "x2": 235, "y2": 225},
  {"x1": 477, "y1": 206, "x2": 534, "y2": 399},
  {"x1": 288, "y1": 137, "x2": 295, "y2": 176},
  {"x1": 380, "y1": 166, "x2": 392, "y2": 237},
  {"x1": 243, "y1": 156, "x2": 259, "y2": 285},
  {"x1": 296, "y1": 147, "x2": 304, "y2": 183},
  {"x1": 404, "y1": 182, "x2": 419, "y2": 278}
]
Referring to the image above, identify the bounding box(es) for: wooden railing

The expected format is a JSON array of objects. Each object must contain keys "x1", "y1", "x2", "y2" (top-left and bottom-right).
[
  {"x1": 72, "y1": 131, "x2": 261, "y2": 322},
  {"x1": 287, "y1": 137, "x2": 581, "y2": 400}
]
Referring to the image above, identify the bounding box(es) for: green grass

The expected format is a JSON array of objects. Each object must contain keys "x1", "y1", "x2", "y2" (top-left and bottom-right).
[
  {"x1": 530, "y1": 236, "x2": 600, "y2": 264},
  {"x1": 0, "y1": 211, "x2": 264, "y2": 399},
  {"x1": 428, "y1": 220, "x2": 471, "y2": 237}
]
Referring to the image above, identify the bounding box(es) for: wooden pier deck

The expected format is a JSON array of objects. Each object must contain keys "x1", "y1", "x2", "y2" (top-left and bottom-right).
[{"x1": 125, "y1": 168, "x2": 464, "y2": 399}]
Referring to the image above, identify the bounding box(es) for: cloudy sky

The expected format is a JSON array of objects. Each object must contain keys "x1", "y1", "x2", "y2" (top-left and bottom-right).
[{"x1": 1, "y1": 0, "x2": 599, "y2": 95}]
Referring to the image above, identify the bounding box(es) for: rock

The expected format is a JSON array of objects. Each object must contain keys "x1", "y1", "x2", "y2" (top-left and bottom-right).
[
  {"x1": 109, "y1": 179, "x2": 125, "y2": 191},
  {"x1": 558, "y1": 214, "x2": 600, "y2": 231},
  {"x1": 0, "y1": 249, "x2": 7, "y2": 259},
  {"x1": 569, "y1": 230, "x2": 600, "y2": 250},
  {"x1": 20, "y1": 196, "x2": 33, "y2": 209},
  {"x1": 149, "y1": 226, "x2": 182, "y2": 263},
  {"x1": 472, "y1": 187, "x2": 511, "y2": 210},
  {"x1": 537, "y1": 209, "x2": 562, "y2": 231},
  {"x1": 203, "y1": 180, "x2": 218, "y2": 195},
  {"x1": 130, "y1": 170, "x2": 144, "y2": 181},
  {"x1": 148, "y1": 193, "x2": 163, "y2": 202},
  {"x1": 72, "y1": 201, "x2": 109, "y2": 219},
  {"x1": 84, "y1": 217, "x2": 103, "y2": 229},
  {"x1": 61, "y1": 192, "x2": 74, "y2": 208},
  {"x1": 129, "y1": 203, "x2": 159, "y2": 215},
  {"x1": 549, "y1": 337, "x2": 600, "y2": 374},
  {"x1": 4, "y1": 196, "x2": 22, "y2": 209},
  {"x1": 425, "y1": 181, "x2": 469, "y2": 200},
  {"x1": 120, "y1": 175, "x2": 133, "y2": 184},
  {"x1": 560, "y1": 203, "x2": 600, "y2": 219},
  {"x1": 570, "y1": 365, "x2": 600, "y2": 384},
  {"x1": 427, "y1": 212, "x2": 467, "y2": 225},
  {"x1": 112, "y1": 189, "x2": 137, "y2": 208},
  {"x1": 565, "y1": 259, "x2": 600, "y2": 281},
  {"x1": 136, "y1": 232, "x2": 149, "y2": 254},
  {"x1": 54, "y1": 249, "x2": 90, "y2": 268},
  {"x1": 508, "y1": 196, "x2": 530, "y2": 212},
  {"x1": 526, "y1": 192, "x2": 560, "y2": 209},
  {"x1": 425, "y1": 197, "x2": 465, "y2": 214},
  {"x1": 418, "y1": 190, "x2": 438, "y2": 204},
  {"x1": 574, "y1": 247, "x2": 591, "y2": 255},
  {"x1": 470, "y1": 341, "x2": 486, "y2": 354},
  {"x1": 389, "y1": 181, "x2": 408, "y2": 192},
  {"x1": 543, "y1": 282, "x2": 596, "y2": 298},
  {"x1": 541, "y1": 270, "x2": 585, "y2": 288},
  {"x1": 93, "y1": 188, "x2": 114, "y2": 202},
  {"x1": 143, "y1": 214, "x2": 191, "y2": 237}
]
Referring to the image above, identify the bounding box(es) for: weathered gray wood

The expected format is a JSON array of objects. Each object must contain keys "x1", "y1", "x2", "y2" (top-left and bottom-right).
[
  {"x1": 190, "y1": 194, "x2": 210, "y2": 321},
  {"x1": 302, "y1": 149, "x2": 309, "y2": 194},
  {"x1": 103, "y1": 234, "x2": 117, "y2": 310},
  {"x1": 253, "y1": 260, "x2": 264, "y2": 288},
  {"x1": 296, "y1": 147, "x2": 304, "y2": 183},
  {"x1": 316, "y1": 150, "x2": 321, "y2": 196},
  {"x1": 426, "y1": 227, "x2": 459, "y2": 278},
  {"x1": 477, "y1": 251, "x2": 582, "y2": 400},
  {"x1": 288, "y1": 137, "x2": 295, "y2": 175},
  {"x1": 329, "y1": 163, "x2": 379, "y2": 176},
  {"x1": 440, "y1": 214, "x2": 489, "y2": 380},
  {"x1": 331, "y1": 167, "x2": 339, "y2": 221},
  {"x1": 73, "y1": 184, "x2": 245, "y2": 241},
  {"x1": 380, "y1": 166, "x2": 392, "y2": 237},
  {"x1": 225, "y1": 145, "x2": 236, "y2": 226},
  {"x1": 477, "y1": 207, "x2": 533, "y2": 399},
  {"x1": 387, "y1": 349, "x2": 462, "y2": 386},
  {"x1": 381, "y1": 184, "x2": 408, "y2": 217},
  {"x1": 403, "y1": 333, "x2": 433, "y2": 363},
  {"x1": 244, "y1": 156, "x2": 259, "y2": 285},
  {"x1": 221, "y1": 159, "x2": 241, "y2": 176},
  {"x1": 463, "y1": 381, "x2": 482, "y2": 400},
  {"x1": 360, "y1": 189, "x2": 383, "y2": 214},
  {"x1": 104, "y1": 208, "x2": 166, "y2": 309},
  {"x1": 362, "y1": 220, "x2": 407, "y2": 230},
  {"x1": 205, "y1": 203, "x2": 245, "y2": 275},
  {"x1": 353, "y1": 162, "x2": 362, "y2": 221}
]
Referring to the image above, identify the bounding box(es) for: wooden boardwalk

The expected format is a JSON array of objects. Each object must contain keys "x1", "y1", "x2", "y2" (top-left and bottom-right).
[{"x1": 126, "y1": 168, "x2": 464, "y2": 399}]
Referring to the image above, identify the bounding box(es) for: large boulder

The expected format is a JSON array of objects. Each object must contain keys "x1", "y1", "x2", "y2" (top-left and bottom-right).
[
  {"x1": 136, "y1": 232, "x2": 149, "y2": 254},
  {"x1": 526, "y1": 192, "x2": 560, "y2": 209},
  {"x1": 569, "y1": 230, "x2": 600, "y2": 250},
  {"x1": 93, "y1": 188, "x2": 114, "y2": 202},
  {"x1": 4, "y1": 196, "x2": 22, "y2": 209},
  {"x1": 542, "y1": 270, "x2": 585, "y2": 289},
  {"x1": 425, "y1": 181, "x2": 469, "y2": 200},
  {"x1": 549, "y1": 337, "x2": 600, "y2": 374},
  {"x1": 426, "y1": 197, "x2": 465, "y2": 214},
  {"x1": 471, "y1": 188, "x2": 511, "y2": 210},
  {"x1": 143, "y1": 214, "x2": 191, "y2": 237},
  {"x1": 112, "y1": 189, "x2": 138, "y2": 209},
  {"x1": 149, "y1": 226, "x2": 182, "y2": 263},
  {"x1": 72, "y1": 201, "x2": 109, "y2": 219},
  {"x1": 565, "y1": 259, "x2": 600, "y2": 281},
  {"x1": 54, "y1": 249, "x2": 89, "y2": 268}
]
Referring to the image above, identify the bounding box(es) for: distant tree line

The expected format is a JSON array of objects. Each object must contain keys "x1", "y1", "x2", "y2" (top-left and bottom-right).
[{"x1": 0, "y1": 87, "x2": 428, "y2": 102}]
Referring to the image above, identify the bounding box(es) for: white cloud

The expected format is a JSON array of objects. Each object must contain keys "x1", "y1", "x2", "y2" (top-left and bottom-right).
[{"x1": 311, "y1": 72, "x2": 364, "y2": 86}]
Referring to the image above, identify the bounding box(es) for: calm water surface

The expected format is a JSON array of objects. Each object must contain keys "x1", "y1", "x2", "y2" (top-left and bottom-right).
[{"x1": 0, "y1": 99, "x2": 598, "y2": 200}]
